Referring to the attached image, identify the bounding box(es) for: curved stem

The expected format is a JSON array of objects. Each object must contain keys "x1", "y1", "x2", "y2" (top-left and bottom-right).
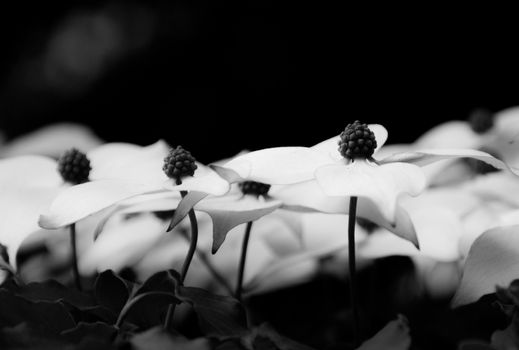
[
  {"x1": 235, "y1": 221, "x2": 253, "y2": 301},
  {"x1": 348, "y1": 196, "x2": 359, "y2": 346},
  {"x1": 164, "y1": 189, "x2": 199, "y2": 331},
  {"x1": 70, "y1": 223, "x2": 81, "y2": 291}
]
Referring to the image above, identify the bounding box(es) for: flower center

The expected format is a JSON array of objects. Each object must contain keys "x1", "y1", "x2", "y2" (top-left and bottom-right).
[
  {"x1": 468, "y1": 108, "x2": 494, "y2": 134},
  {"x1": 338, "y1": 120, "x2": 377, "y2": 160},
  {"x1": 239, "y1": 181, "x2": 271, "y2": 197},
  {"x1": 57, "y1": 148, "x2": 91, "y2": 184},
  {"x1": 163, "y1": 146, "x2": 198, "y2": 183}
]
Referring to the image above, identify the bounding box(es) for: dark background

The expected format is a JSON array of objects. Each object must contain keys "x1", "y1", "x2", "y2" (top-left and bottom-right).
[{"x1": 1, "y1": 2, "x2": 518, "y2": 163}]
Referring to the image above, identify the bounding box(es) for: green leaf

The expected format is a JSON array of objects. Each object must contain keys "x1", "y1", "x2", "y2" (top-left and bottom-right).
[
  {"x1": 95, "y1": 270, "x2": 130, "y2": 314},
  {"x1": 61, "y1": 322, "x2": 117, "y2": 344},
  {"x1": 130, "y1": 326, "x2": 210, "y2": 350},
  {"x1": 119, "y1": 292, "x2": 179, "y2": 330},
  {"x1": 0, "y1": 290, "x2": 75, "y2": 335},
  {"x1": 177, "y1": 285, "x2": 249, "y2": 337},
  {"x1": 0, "y1": 323, "x2": 70, "y2": 349},
  {"x1": 452, "y1": 225, "x2": 519, "y2": 307},
  {"x1": 136, "y1": 270, "x2": 181, "y2": 295}
]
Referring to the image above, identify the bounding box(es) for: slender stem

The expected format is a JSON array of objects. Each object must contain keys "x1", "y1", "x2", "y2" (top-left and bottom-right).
[
  {"x1": 179, "y1": 230, "x2": 234, "y2": 295},
  {"x1": 164, "y1": 189, "x2": 199, "y2": 332},
  {"x1": 348, "y1": 196, "x2": 359, "y2": 346},
  {"x1": 70, "y1": 223, "x2": 82, "y2": 291},
  {"x1": 235, "y1": 221, "x2": 253, "y2": 301}
]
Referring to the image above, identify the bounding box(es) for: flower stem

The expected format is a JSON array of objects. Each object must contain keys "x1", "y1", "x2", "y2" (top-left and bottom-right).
[
  {"x1": 69, "y1": 223, "x2": 82, "y2": 291},
  {"x1": 348, "y1": 196, "x2": 359, "y2": 346},
  {"x1": 164, "y1": 189, "x2": 199, "y2": 332},
  {"x1": 235, "y1": 221, "x2": 253, "y2": 301}
]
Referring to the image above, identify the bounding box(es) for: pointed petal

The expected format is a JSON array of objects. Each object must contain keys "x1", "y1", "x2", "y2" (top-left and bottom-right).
[
  {"x1": 39, "y1": 179, "x2": 161, "y2": 229},
  {"x1": 165, "y1": 165, "x2": 230, "y2": 196},
  {"x1": 167, "y1": 191, "x2": 209, "y2": 232},
  {"x1": 194, "y1": 195, "x2": 282, "y2": 253},
  {"x1": 414, "y1": 120, "x2": 481, "y2": 149},
  {"x1": 89, "y1": 140, "x2": 170, "y2": 186},
  {"x1": 273, "y1": 180, "x2": 419, "y2": 247},
  {"x1": 315, "y1": 162, "x2": 426, "y2": 223},
  {"x1": 0, "y1": 156, "x2": 62, "y2": 188},
  {"x1": 379, "y1": 148, "x2": 517, "y2": 174},
  {"x1": 360, "y1": 207, "x2": 463, "y2": 261},
  {"x1": 212, "y1": 147, "x2": 333, "y2": 185},
  {"x1": 452, "y1": 225, "x2": 519, "y2": 307}
]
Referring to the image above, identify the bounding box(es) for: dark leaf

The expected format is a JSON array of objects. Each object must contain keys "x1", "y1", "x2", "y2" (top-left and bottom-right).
[
  {"x1": 95, "y1": 270, "x2": 130, "y2": 314},
  {"x1": 458, "y1": 341, "x2": 497, "y2": 350},
  {"x1": 121, "y1": 291, "x2": 179, "y2": 330},
  {"x1": 136, "y1": 270, "x2": 180, "y2": 295},
  {"x1": 177, "y1": 286, "x2": 249, "y2": 337},
  {"x1": 10, "y1": 279, "x2": 95, "y2": 308},
  {"x1": 0, "y1": 323, "x2": 71, "y2": 349},
  {"x1": 215, "y1": 339, "x2": 247, "y2": 350},
  {"x1": 61, "y1": 321, "x2": 117, "y2": 344},
  {"x1": 0, "y1": 289, "x2": 75, "y2": 335},
  {"x1": 130, "y1": 326, "x2": 210, "y2": 350}
]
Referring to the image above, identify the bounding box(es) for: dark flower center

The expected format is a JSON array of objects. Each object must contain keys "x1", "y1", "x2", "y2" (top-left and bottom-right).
[
  {"x1": 239, "y1": 181, "x2": 271, "y2": 197},
  {"x1": 338, "y1": 120, "x2": 377, "y2": 160},
  {"x1": 163, "y1": 146, "x2": 198, "y2": 183},
  {"x1": 57, "y1": 148, "x2": 91, "y2": 184},
  {"x1": 468, "y1": 108, "x2": 494, "y2": 134}
]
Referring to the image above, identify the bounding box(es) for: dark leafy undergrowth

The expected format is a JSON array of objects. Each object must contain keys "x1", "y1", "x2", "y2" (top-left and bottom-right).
[{"x1": 0, "y1": 257, "x2": 517, "y2": 349}]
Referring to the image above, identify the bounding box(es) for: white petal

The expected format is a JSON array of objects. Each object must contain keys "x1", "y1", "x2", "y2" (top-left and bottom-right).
[
  {"x1": 89, "y1": 140, "x2": 170, "y2": 185},
  {"x1": 379, "y1": 148, "x2": 516, "y2": 174},
  {"x1": 273, "y1": 180, "x2": 419, "y2": 247},
  {"x1": 452, "y1": 225, "x2": 519, "y2": 307},
  {"x1": 195, "y1": 195, "x2": 283, "y2": 253},
  {"x1": 0, "y1": 187, "x2": 60, "y2": 266},
  {"x1": 39, "y1": 179, "x2": 161, "y2": 229},
  {"x1": 360, "y1": 207, "x2": 463, "y2": 261},
  {"x1": 213, "y1": 147, "x2": 333, "y2": 185},
  {"x1": 315, "y1": 162, "x2": 426, "y2": 223},
  {"x1": 80, "y1": 214, "x2": 166, "y2": 274},
  {"x1": 0, "y1": 123, "x2": 103, "y2": 158},
  {"x1": 414, "y1": 121, "x2": 481, "y2": 149},
  {"x1": 165, "y1": 167, "x2": 230, "y2": 196},
  {"x1": 0, "y1": 156, "x2": 62, "y2": 189}
]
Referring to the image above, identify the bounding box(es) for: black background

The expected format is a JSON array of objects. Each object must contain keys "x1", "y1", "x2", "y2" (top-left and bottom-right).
[{"x1": 1, "y1": 2, "x2": 518, "y2": 163}]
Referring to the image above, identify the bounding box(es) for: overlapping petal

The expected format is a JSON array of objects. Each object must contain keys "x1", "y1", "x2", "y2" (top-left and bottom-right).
[
  {"x1": 314, "y1": 161, "x2": 426, "y2": 224},
  {"x1": 39, "y1": 179, "x2": 162, "y2": 229},
  {"x1": 211, "y1": 147, "x2": 332, "y2": 185},
  {"x1": 164, "y1": 164, "x2": 230, "y2": 196}
]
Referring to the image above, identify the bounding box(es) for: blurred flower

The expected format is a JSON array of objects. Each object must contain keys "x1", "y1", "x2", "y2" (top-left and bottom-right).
[{"x1": 0, "y1": 123, "x2": 103, "y2": 159}]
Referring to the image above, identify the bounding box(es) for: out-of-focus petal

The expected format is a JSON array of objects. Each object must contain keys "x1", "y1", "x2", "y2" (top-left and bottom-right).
[
  {"x1": 212, "y1": 147, "x2": 333, "y2": 185},
  {"x1": 80, "y1": 214, "x2": 166, "y2": 274},
  {"x1": 414, "y1": 121, "x2": 481, "y2": 149},
  {"x1": 39, "y1": 179, "x2": 161, "y2": 229},
  {"x1": 0, "y1": 123, "x2": 103, "y2": 158},
  {"x1": 462, "y1": 169, "x2": 519, "y2": 207},
  {"x1": 379, "y1": 148, "x2": 516, "y2": 174},
  {"x1": 89, "y1": 140, "x2": 170, "y2": 185},
  {"x1": 315, "y1": 161, "x2": 426, "y2": 224},
  {"x1": 360, "y1": 207, "x2": 463, "y2": 262},
  {"x1": 0, "y1": 156, "x2": 62, "y2": 189},
  {"x1": 0, "y1": 187, "x2": 60, "y2": 265},
  {"x1": 452, "y1": 225, "x2": 519, "y2": 307}
]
